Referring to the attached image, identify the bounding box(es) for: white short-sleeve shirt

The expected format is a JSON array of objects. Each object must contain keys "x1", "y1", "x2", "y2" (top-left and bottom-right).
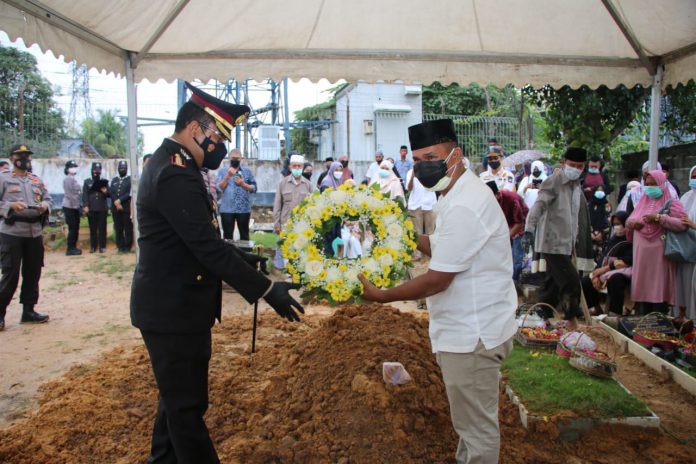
[{"x1": 427, "y1": 168, "x2": 518, "y2": 353}]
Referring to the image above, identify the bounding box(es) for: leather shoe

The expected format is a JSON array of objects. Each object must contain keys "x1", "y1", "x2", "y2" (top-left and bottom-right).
[
  {"x1": 89, "y1": 248, "x2": 96, "y2": 253},
  {"x1": 99, "y1": 248, "x2": 105, "y2": 253},
  {"x1": 21, "y1": 309, "x2": 49, "y2": 324},
  {"x1": 66, "y1": 248, "x2": 82, "y2": 256}
]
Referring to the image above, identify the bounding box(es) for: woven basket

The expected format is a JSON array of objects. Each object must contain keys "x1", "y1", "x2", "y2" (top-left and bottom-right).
[
  {"x1": 515, "y1": 303, "x2": 562, "y2": 349},
  {"x1": 568, "y1": 326, "x2": 617, "y2": 379}
]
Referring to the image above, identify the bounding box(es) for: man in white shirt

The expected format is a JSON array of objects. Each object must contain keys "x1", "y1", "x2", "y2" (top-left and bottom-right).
[
  {"x1": 479, "y1": 147, "x2": 515, "y2": 192},
  {"x1": 360, "y1": 119, "x2": 517, "y2": 464},
  {"x1": 365, "y1": 150, "x2": 384, "y2": 185}
]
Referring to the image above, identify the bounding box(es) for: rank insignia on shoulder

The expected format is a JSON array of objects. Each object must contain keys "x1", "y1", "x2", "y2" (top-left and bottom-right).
[{"x1": 171, "y1": 153, "x2": 187, "y2": 168}]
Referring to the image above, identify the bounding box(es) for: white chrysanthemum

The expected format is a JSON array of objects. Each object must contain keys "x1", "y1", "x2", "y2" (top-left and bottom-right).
[
  {"x1": 352, "y1": 192, "x2": 368, "y2": 208},
  {"x1": 305, "y1": 260, "x2": 323, "y2": 277},
  {"x1": 293, "y1": 235, "x2": 308, "y2": 250},
  {"x1": 378, "y1": 253, "x2": 394, "y2": 267},
  {"x1": 293, "y1": 220, "x2": 310, "y2": 235},
  {"x1": 387, "y1": 223, "x2": 402, "y2": 237},
  {"x1": 329, "y1": 190, "x2": 348, "y2": 205},
  {"x1": 325, "y1": 266, "x2": 341, "y2": 282},
  {"x1": 344, "y1": 267, "x2": 359, "y2": 282},
  {"x1": 383, "y1": 238, "x2": 401, "y2": 250},
  {"x1": 305, "y1": 206, "x2": 321, "y2": 221},
  {"x1": 383, "y1": 214, "x2": 398, "y2": 225},
  {"x1": 363, "y1": 258, "x2": 380, "y2": 273}
]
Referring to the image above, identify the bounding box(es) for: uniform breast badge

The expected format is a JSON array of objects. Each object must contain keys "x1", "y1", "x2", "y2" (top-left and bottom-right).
[{"x1": 171, "y1": 152, "x2": 187, "y2": 168}]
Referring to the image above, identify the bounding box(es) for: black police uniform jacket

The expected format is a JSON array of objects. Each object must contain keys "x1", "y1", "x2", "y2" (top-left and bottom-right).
[
  {"x1": 109, "y1": 175, "x2": 132, "y2": 213},
  {"x1": 130, "y1": 138, "x2": 271, "y2": 333},
  {"x1": 83, "y1": 177, "x2": 110, "y2": 211}
]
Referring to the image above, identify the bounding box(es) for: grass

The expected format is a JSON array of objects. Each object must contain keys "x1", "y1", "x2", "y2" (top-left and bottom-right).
[
  {"x1": 85, "y1": 255, "x2": 135, "y2": 277},
  {"x1": 502, "y1": 344, "x2": 650, "y2": 418},
  {"x1": 250, "y1": 232, "x2": 279, "y2": 248}
]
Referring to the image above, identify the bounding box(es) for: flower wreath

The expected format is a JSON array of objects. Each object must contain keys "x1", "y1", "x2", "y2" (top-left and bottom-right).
[{"x1": 279, "y1": 183, "x2": 417, "y2": 304}]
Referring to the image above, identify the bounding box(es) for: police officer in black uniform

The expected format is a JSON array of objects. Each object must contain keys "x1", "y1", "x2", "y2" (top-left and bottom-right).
[
  {"x1": 131, "y1": 82, "x2": 304, "y2": 463},
  {"x1": 0, "y1": 144, "x2": 52, "y2": 330},
  {"x1": 83, "y1": 162, "x2": 109, "y2": 253},
  {"x1": 110, "y1": 160, "x2": 133, "y2": 252}
]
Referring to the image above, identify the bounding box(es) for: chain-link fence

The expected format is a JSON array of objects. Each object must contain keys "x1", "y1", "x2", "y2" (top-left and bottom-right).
[
  {"x1": 0, "y1": 99, "x2": 66, "y2": 158},
  {"x1": 423, "y1": 113, "x2": 530, "y2": 163}
]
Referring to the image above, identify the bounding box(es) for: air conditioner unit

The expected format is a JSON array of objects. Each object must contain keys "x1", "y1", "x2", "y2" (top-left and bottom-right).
[{"x1": 364, "y1": 119, "x2": 374, "y2": 135}]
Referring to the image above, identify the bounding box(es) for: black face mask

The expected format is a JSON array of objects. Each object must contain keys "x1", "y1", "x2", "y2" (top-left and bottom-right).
[
  {"x1": 196, "y1": 136, "x2": 227, "y2": 170},
  {"x1": 92, "y1": 171, "x2": 101, "y2": 180},
  {"x1": 532, "y1": 179, "x2": 542, "y2": 186},
  {"x1": 488, "y1": 160, "x2": 501, "y2": 169},
  {"x1": 230, "y1": 159, "x2": 241, "y2": 169},
  {"x1": 118, "y1": 168, "x2": 127, "y2": 177},
  {"x1": 532, "y1": 169, "x2": 541, "y2": 177},
  {"x1": 302, "y1": 171, "x2": 312, "y2": 181},
  {"x1": 14, "y1": 157, "x2": 31, "y2": 171},
  {"x1": 341, "y1": 160, "x2": 348, "y2": 168},
  {"x1": 414, "y1": 160, "x2": 448, "y2": 189}
]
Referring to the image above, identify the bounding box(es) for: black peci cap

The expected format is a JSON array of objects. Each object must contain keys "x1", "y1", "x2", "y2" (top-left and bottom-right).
[
  {"x1": 563, "y1": 147, "x2": 587, "y2": 162},
  {"x1": 91, "y1": 162, "x2": 102, "y2": 171},
  {"x1": 408, "y1": 119, "x2": 458, "y2": 151}
]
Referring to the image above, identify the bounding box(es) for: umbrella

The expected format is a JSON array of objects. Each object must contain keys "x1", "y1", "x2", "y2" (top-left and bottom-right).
[{"x1": 503, "y1": 150, "x2": 547, "y2": 169}]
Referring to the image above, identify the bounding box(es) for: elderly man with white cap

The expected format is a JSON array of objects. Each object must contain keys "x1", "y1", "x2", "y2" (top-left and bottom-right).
[{"x1": 272, "y1": 154, "x2": 314, "y2": 267}]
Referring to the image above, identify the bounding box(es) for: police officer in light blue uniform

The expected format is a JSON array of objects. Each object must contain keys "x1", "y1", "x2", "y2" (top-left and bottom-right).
[{"x1": 0, "y1": 144, "x2": 52, "y2": 330}]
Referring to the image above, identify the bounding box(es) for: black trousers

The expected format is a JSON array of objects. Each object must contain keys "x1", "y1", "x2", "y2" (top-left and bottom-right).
[
  {"x1": 0, "y1": 234, "x2": 43, "y2": 318},
  {"x1": 88, "y1": 210, "x2": 108, "y2": 250},
  {"x1": 220, "y1": 212, "x2": 250, "y2": 240},
  {"x1": 112, "y1": 208, "x2": 133, "y2": 251},
  {"x1": 140, "y1": 330, "x2": 219, "y2": 464},
  {"x1": 538, "y1": 253, "x2": 582, "y2": 320},
  {"x1": 63, "y1": 207, "x2": 80, "y2": 249},
  {"x1": 581, "y1": 273, "x2": 631, "y2": 314}
]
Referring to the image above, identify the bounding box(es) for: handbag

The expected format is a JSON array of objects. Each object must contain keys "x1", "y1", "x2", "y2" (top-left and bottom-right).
[{"x1": 659, "y1": 200, "x2": 696, "y2": 263}]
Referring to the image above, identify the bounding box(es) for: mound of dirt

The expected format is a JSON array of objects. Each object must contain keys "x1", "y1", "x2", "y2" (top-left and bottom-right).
[
  {"x1": 1, "y1": 304, "x2": 695, "y2": 464},
  {"x1": 217, "y1": 304, "x2": 456, "y2": 463}
]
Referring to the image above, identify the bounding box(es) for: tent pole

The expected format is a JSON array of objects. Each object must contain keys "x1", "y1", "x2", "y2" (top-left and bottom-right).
[
  {"x1": 648, "y1": 65, "x2": 663, "y2": 170},
  {"x1": 126, "y1": 56, "x2": 140, "y2": 257},
  {"x1": 283, "y1": 78, "x2": 291, "y2": 157}
]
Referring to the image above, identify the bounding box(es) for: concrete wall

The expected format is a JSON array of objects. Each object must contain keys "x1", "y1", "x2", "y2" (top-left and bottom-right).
[{"x1": 621, "y1": 142, "x2": 696, "y2": 194}]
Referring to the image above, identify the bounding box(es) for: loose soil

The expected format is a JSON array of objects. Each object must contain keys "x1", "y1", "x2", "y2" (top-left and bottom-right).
[{"x1": 1, "y1": 252, "x2": 696, "y2": 462}]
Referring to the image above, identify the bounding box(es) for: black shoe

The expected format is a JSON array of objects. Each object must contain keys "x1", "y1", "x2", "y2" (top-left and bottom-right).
[
  {"x1": 89, "y1": 248, "x2": 97, "y2": 253},
  {"x1": 20, "y1": 309, "x2": 49, "y2": 324},
  {"x1": 66, "y1": 248, "x2": 82, "y2": 256},
  {"x1": 99, "y1": 248, "x2": 106, "y2": 253}
]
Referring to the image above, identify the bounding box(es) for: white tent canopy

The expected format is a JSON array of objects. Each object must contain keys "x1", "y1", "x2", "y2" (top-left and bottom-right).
[{"x1": 2, "y1": 0, "x2": 695, "y2": 88}]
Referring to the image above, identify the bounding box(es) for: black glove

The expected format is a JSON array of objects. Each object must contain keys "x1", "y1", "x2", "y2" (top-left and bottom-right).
[
  {"x1": 240, "y1": 250, "x2": 269, "y2": 275},
  {"x1": 521, "y1": 231, "x2": 534, "y2": 252},
  {"x1": 264, "y1": 282, "x2": 304, "y2": 322}
]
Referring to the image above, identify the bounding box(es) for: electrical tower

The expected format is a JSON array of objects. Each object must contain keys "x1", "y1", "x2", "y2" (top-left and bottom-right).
[{"x1": 68, "y1": 62, "x2": 91, "y2": 132}]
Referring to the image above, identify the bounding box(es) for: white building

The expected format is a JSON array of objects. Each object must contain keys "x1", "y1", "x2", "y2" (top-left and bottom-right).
[{"x1": 333, "y1": 81, "x2": 423, "y2": 162}]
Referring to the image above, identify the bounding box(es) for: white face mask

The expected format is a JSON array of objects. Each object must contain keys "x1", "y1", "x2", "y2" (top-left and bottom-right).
[
  {"x1": 425, "y1": 147, "x2": 457, "y2": 192},
  {"x1": 564, "y1": 165, "x2": 583, "y2": 181},
  {"x1": 67, "y1": 167, "x2": 77, "y2": 175},
  {"x1": 333, "y1": 171, "x2": 343, "y2": 180},
  {"x1": 612, "y1": 224, "x2": 625, "y2": 236}
]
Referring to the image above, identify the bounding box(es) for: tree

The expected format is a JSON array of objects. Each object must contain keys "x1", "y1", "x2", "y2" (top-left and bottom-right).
[
  {"x1": 663, "y1": 80, "x2": 696, "y2": 142},
  {"x1": 523, "y1": 84, "x2": 649, "y2": 158},
  {"x1": 422, "y1": 82, "x2": 524, "y2": 117},
  {"x1": 81, "y1": 109, "x2": 143, "y2": 158},
  {"x1": 0, "y1": 45, "x2": 65, "y2": 156}
]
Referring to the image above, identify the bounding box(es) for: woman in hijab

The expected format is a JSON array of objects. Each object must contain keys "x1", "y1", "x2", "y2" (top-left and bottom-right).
[
  {"x1": 675, "y1": 165, "x2": 696, "y2": 321},
  {"x1": 519, "y1": 160, "x2": 547, "y2": 208},
  {"x1": 626, "y1": 170, "x2": 687, "y2": 314},
  {"x1": 319, "y1": 161, "x2": 345, "y2": 192},
  {"x1": 581, "y1": 211, "x2": 633, "y2": 316},
  {"x1": 337, "y1": 154, "x2": 354, "y2": 184},
  {"x1": 302, "y1": 162, "x2": 314, "y2": 183},
  {"x1": 626, "y1": 161, "x2": 679, "y2": 214},
  {"x1": 378, "y1": 160, "x2": 405, "y2": 200}
]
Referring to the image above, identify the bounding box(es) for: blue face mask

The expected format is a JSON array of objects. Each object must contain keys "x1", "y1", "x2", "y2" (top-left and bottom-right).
[
  {"x1": 689, "y1": 179, "x2": 696, "y2": 190},
  {"x1": 588, "y1": 167, "x2": 600, "y2": 174},
  {"x1": 643, "y1": 185, "x2": 663, "y2": 199},
  {"x1": 379, "y1": 169, "x2": 391, "y2": 178},
  {"x1": 594, "y1": 190, "x2": 606, "y2": 200},
  {"x1": 291, "y1": 168, "x2": 303, "y2": 178}
]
